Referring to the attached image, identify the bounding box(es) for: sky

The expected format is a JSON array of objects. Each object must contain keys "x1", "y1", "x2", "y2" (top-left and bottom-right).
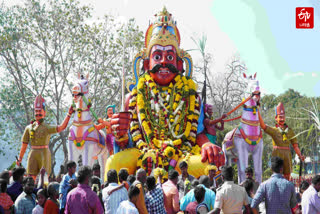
[{"x1": 4, "y1": 0, "x2": 320, "y2": 97}]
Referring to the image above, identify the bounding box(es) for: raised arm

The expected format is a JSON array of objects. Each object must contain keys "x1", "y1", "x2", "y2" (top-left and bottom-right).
[
  {"x1": 257, "y1": 107, "x2": 266, "y2": 130},
  {"x1": 57, "y1": 106, "x2": 75, "y2": 132}
]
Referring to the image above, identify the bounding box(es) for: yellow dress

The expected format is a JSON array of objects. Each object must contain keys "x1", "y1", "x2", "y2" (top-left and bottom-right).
[
  {"x1": 265, "y1": 125, "x2": 298, "y2": 175},
  {"x1": 21, "y1": 122, "x2": 57, "y2": 175}
]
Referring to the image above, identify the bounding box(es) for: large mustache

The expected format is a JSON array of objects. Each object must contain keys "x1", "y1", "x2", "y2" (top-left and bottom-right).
[
  {"x1": 149, "y1": 64, "x2": 179, "y2": 74},
  {"x1": 35, "y1": 114, "x2": 43, "y2": 117}
]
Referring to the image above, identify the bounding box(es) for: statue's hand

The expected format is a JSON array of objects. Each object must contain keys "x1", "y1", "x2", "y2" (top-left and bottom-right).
[
  {"x1": 111, "y1": 112, "x2": 132, "y2": 148},
  {"x1": 201, "y1": 143, "x2": 225, "y2": 168},
  {"x1": 68, "y1": 105, "x2": 75, "y2": 115}
]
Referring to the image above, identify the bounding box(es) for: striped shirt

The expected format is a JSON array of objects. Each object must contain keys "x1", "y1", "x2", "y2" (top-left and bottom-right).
[
  {"x1": 102, "y1": 183, "x2": 128, "y2": 214},
  {"x1": 14, "y1": 192, "x2": 36, "y2": 214},
  {"x1": 251, "y1": 173, "x2": 297, "y2": 214}
]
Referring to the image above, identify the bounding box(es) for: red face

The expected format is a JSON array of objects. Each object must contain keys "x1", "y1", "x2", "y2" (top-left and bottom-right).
[
  {"x1": 35, "y1": 109, "x2": 46, "y2": 121},
  {"x1": 107, "y1": 108, "x2": 114, "y2": 119},
  {"x1": 147, "y1": 45, "x2": 179, "y2": 86},
  {"x1": 275, "y1": 114, "x2": 286, "y2": 126}
]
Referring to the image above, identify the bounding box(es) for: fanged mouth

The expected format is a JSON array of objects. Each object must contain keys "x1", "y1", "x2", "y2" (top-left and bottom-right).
[{"x1": 158, "y1": 68, "x2": 170, "y2": 74}]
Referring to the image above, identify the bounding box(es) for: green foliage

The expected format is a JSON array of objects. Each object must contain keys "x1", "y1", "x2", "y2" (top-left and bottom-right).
[{"x1": 0, "y1": 0, "x2": 143, "y2": 173}]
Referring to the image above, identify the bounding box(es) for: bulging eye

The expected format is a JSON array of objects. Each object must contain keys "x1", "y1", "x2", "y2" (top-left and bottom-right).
[
  {"x1": 153, "y1": 54, "x2": 161, "y2": 61},
  {"x1": 167, "y1": 55, "x2": 174, "y2": 61}
]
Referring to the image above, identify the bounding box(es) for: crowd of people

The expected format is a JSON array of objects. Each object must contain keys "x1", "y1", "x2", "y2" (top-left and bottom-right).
[{"x1": 0, "y1": 156, "x2": 319, "y2": 214}]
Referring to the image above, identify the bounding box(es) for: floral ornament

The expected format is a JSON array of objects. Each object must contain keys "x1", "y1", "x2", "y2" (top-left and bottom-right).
[
  {"x1": 129, "y1": 73, "x2": 200, "y2": 152},
  {"x1": 29, "y1": 119, "x2": 44, "y2": 139},
  {"x1": 276, "y1": 124, "x2": 289, "y2": 142}
]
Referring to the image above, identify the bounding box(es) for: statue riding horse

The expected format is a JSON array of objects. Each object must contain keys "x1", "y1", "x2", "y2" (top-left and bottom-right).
[
  {"x1": 222, "y1": 73, "x2": 263, "y2": 184},
  {"x1": 68, "y1": 73, "x2": 109, "y2": 178}
]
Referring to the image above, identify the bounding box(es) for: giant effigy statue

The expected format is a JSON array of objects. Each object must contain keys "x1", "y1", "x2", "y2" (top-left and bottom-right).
[
  {"x1": 105, "y1": 7, "x2": 225, "y2": 178},
  {"x1": 258, "y1": 102, "x2": 305, "y2": 180},
  {"x1": 17, "y1": 95, "x2": 74, "y2": 180}
]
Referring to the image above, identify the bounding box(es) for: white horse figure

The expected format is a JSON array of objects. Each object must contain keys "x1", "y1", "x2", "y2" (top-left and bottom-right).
[
  {"x1": 222, "y1": 73, "x2": 263, "y2": 184},
  {"x1": 68, "y1": 73, "x2": 109, "y2": 178}
]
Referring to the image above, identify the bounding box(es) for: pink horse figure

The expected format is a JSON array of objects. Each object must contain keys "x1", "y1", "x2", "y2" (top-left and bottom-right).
[
  {"x1": 222, "y1": 73, "x2": 263, "y2": 184},
  {"x1": 68, "y1": 73, "x2": 109, "y2": 178}
]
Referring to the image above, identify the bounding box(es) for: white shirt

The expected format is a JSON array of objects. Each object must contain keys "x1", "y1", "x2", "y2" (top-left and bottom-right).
[
  {"x1": 301, "y1": 185, "x2": 320, "y2": 214},
  {"x1": 102, "y1": 183, "x2": 128, "y2": 214},
  {"x1": 32, "y1": 205, "x2": 44, "y2": 214},
  {"x1": 214, "y1": 181, "x2": 249, "y2": 214},
  {"x1": 116, "y1": 200, "x2": 139, "y2": 214}
]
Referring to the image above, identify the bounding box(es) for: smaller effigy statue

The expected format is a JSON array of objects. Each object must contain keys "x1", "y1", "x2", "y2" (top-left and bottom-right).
[
  {"x1": 105, "y1": 105, "x2": 116, "y2": 155},
  {"x1": 17, "y1": 95, "x2": 74, "y2": 180},
  {"x1": 197, "y1": 104, "x2": 227, "y2": 156},
  {"x1": 68, "y1": 73, "x2": 109, "y2": 178},
  {"x1": 258, "y1": 102, "x2": 305, "y2": 180},
  {"x1": 222, "y1": 73, "x2": 263, "y2": 184}
]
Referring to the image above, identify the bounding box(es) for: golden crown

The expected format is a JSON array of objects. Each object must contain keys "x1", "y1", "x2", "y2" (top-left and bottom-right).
[{"x1": 145, "y1": 7, "x2": 181, "y2": 56}]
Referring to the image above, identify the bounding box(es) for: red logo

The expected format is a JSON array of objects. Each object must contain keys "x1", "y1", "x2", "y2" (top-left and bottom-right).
[{"x1": 296, "y1": 7, "x2": 314, "y2": 29}]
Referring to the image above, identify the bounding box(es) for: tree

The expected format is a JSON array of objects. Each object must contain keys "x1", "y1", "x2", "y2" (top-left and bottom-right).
[{"x1": 0, "y1": 0, "x2": 143, "y2": 174}]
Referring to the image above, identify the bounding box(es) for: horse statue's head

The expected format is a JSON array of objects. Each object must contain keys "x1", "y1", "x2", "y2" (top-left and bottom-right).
[
  {"x1": 243, "y1": 72, "x2": 260, "y2": 106},
  {"x1": 72, "y1": 72, "x2": 89, "y2": 106}
]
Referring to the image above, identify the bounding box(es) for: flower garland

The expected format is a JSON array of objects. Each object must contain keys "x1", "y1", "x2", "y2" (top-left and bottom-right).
[
  {"x1": 276, "y1": 124, "x2": 289, "y2": 142},
  {"x1": 129, "y1": 73, "x2": 199, "y2": 151},
  {"x1": 30, "y1": 119, "x2": 44, "y2": 139}
]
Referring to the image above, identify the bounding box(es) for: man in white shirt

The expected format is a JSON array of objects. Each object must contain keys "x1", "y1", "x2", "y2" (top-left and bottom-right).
[
  {"x1": 301, "y1": 175, "x2": 320, "y2": 214},
  {"x1": 117, "y1": 185, "x2": 140, "y2": 214},
  {"x1": 102, "y1": 169, "x2": 128, "y2": 214}
]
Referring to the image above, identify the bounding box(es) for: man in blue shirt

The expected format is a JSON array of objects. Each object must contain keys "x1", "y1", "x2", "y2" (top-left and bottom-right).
[
  {"x1": 251, "y1": 156, "x2": 297, "y2": 214},
  {"x1": 14, "y1": 177, "x2": 36, "y2": 214},
  {"x1": 180, "y1": 175, "x2": 216, "y2": 211},
  {"x1": 59, "y1": 160, "x2": 76, "y2": 213}
]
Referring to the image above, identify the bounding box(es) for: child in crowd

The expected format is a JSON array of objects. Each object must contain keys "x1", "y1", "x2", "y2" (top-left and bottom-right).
[
  {"x1": 32, "y1": 189, "x2": 47, "y2": 214},
  {"x1": 0, "y1": 179, "x2": 14, "y2": 214},
  {"x1": 44, "y1": 182, "x2": 59, "y2": 214},
  {"x1": 58, "y1": 161, "x2": 76, "y2": 214}
]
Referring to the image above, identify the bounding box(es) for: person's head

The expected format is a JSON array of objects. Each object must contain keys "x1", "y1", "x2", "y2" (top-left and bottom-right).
[
  {"x1": 22, "y1": 176, "x2": 35, "y2": 195},
  {"x1": 127, "y1": 175, "x2": 136, "y2": 185},
  {"x1": 106, "y1": 105, "x2": 115, "y2": 119},
  {"x1": 299, "y1": 180, "x2": 310, "y2": 194},
  {"x1": 77, "y1": 165, "x2": 92, "y2": 185},
  {"x1": 146, "y1": 176, "x2": 156, "y2": 191},
  {"x1": 136, "y1": 168, "x2": 147, "y2": 184},
  {"x1": 221, "y1": 166, "x2": 234, "y2": 181},
  {"x1": 243, "y1": 179, "x2": 254, "y2": 197},
  {"x1": 69, "y1": 179, "x2": 78, "y2": 189},
  {"x1": 66, "y1": 161, "x2": 76, "y2": 175},
  {"x1": 245, "y1": 167, "x2": 254, "y2": 179},
  {"x1": 179, "y1": 161, "x2": 188, "y2": 177},
  {"x1": 0, "y1": 179, "x2": 7, "y2": 193},
  {"x1": 168, "y1": 169, "x2": 179, "y2": 185},
  {"x1": 107, "y1": 169, "x2": 118, "y2": 184},
  {"x1": 194, "y1": 185, "x2": 206, "y2": 204},
  {"x1": 91, "y1": 176, "x2": 101, "y2": 193},
  {"x1": 311, "y1": 175, "x2": 320, "y2": 192},
  {"x1": 199, "y1": 175, "x2": 210, "y2": 188},
  {"x1": 34, "y1": 95, "x2": 46, "y2": 120},
  {"x1": 275, "y1": 102, "x2": 286, "y2": 126},
  {"x1": 47, "y1": 182, "x2": 59, "y2": 199},
  {"x1": 205, "y1": 165, "x2": 217, "y2": 180},
  {"x1": 191, "y1": 179, "x2": 199, "y2": 189},
  {"x1": 36, "y1": 189, "x2": 47, "y2": 207},
  {"x1": 13, "y1": 167, "x2": 26, "y2": 183},
  {"x1": 128, "y1": 185, "x2": 140, "y2": 204},
  {"x1": 92, "y1": 163, "x2": 101, "y2": 178},
  {"x1": 0, "y1": 170, "x2": 10, "y2": 184},
  {"x1": 119, "y1": 168, "x2": 129, "y2": 183},
  {"x1": 271, "y1": 156, "x2": 284, "y2": 174}
]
